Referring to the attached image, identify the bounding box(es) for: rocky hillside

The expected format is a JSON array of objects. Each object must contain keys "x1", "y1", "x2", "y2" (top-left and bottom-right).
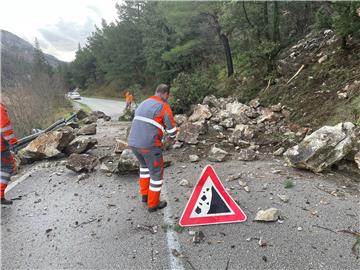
[
  {"x1": 255, "y1": 30, "x2": 360, "y2": 128},
  {"x1": 1, "y1": 30, "x2": 64, "y2": 87}
]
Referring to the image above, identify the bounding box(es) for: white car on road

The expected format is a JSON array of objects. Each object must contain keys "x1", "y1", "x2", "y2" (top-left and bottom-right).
[{"x1": 67, "y1": 91, "x2": 81, "y2": 100}]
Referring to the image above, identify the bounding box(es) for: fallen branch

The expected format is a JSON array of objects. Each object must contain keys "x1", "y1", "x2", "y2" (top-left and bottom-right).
[
  {"x1": 225, "y1": 257, "x2": 231, "y2": 270},
  {"x1": 338, "y1": 229, "x2": 360, "y2": 237},
  {"x1": 312, "y1": 224, "x2": 337, "y2": 234},
  {"x1": 263, "y1": 78, "x2": 271, "y2": 92},
  {"x1": 72, "y1": 218, "x2": 97, "y2": 228},
  {"x1": 314, "y1": 184, "x2": 343, "y2": 196},
  {"x1": 352, "y1": 241, "x2": 360, "y2": 259},
  {"x1": 286, "y1": 64, "x2": 305, "y2": 85},
  {"x1": 185, "y1": 257, "x2": 196, "y2": 270}
]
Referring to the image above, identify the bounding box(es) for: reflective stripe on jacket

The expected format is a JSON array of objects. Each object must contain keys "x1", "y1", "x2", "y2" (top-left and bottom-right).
[
  {"x1": 128, "y1": 96, "x2": 177, "y2": 148},
  {"x1": 0, "y1": 103, "x2": 17, "y2": 152}
]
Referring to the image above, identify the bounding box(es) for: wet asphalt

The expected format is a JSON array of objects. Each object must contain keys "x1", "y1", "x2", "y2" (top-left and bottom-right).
[{"x1": 1, "y1": 98, "x2": 359, "y2": 270}]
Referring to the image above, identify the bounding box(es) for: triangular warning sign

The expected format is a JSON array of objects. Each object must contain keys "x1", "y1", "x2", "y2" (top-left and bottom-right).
[{"x1": 179, "y1": 165, "x2": 247, "y2": 227}]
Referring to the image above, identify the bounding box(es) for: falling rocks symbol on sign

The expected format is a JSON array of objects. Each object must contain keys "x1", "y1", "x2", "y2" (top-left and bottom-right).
[
  {"x1": 195, "y1": 187, "x2": 231, "y2": 215},
  {"x1": 179, "y1": 165, "x2": 247, "y2": 227}
]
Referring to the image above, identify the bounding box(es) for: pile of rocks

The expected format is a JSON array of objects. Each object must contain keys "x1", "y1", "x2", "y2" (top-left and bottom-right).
[
  {"x1": 174, "y1": 95, "x2": 303, "y2": 162},
  {"x1": 173, "y1": 95, "x2": 360, "y2": 175},
  {"x1": 17, "y1": 109, "x2": 110, "y2": 165}
]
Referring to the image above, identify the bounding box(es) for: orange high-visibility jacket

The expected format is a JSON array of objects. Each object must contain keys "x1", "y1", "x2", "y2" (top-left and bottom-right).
[
  {"x1": 128, "y1": 96, "x2": 177, "y2": 148},
  {"x1": 0, "y1": 103, "x2": 17, "y2": 152}
]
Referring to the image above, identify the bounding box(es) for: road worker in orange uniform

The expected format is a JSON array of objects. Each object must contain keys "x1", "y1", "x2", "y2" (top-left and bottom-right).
[
  {"x1": 128, "y1": 84, "x2": 178, "y2": 212},
  {"x1": 0, "y1": 103, "x2": 18, "y2": 205},
  {"x1": 125, "y1": 92, "x2": 134, "y2": 110}
]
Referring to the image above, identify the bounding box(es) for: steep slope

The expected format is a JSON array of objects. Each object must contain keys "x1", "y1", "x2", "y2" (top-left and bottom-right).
[
  {"x1": 257, "y1": 30, "x2": 360, "y2": 128},
  {"x1": 1, "y1": 29, "x2": 64, "y2": 87}
]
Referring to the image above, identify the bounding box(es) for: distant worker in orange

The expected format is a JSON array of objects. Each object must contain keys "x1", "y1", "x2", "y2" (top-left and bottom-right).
[
  {"x1": 125, "y1": 91, "x2": 134, "y2": 110},
  {"x1": 0, "y1": 103, "x2": 18, "y2": 205}
]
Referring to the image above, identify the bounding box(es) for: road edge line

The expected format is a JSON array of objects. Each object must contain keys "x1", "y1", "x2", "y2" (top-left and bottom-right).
[{"x1": 162, "y1": 185, "x2": 185, "y2": 270}]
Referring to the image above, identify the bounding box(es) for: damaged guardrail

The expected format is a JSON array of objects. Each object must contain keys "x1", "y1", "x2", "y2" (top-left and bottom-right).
[{"x1": 14, "y1": 112, "x2": 77, "y2": 152}]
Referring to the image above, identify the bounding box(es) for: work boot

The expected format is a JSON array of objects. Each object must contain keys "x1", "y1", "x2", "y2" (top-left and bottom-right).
[
  {"x1": 148, "y1": 200, "x2": 167, "y2": 212},
  {"x1": 1, "y1": 198, "x2": 13, "y2": 205},
  {"x1": 141, "y1": 195, "x2": 148, "y2": 203}
]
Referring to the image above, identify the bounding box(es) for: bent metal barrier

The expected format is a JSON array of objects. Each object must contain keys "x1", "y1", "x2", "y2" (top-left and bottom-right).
[{"x1": 14, "y1": 112, "x2": 77, "y2": 152}]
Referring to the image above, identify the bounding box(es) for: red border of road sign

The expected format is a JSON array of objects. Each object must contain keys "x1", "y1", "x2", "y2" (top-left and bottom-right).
[{"x1": 179, "y1": 165, "x2": 247, "y2": 227}]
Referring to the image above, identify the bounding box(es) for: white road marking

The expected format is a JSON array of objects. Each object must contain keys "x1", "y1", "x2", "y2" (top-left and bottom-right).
[
  {"x1": 6, "y1": 166, "x2": 39, "y2": 193},
  {"x1": 162, "y1": 185, "x2": 185, "y2": 270}
]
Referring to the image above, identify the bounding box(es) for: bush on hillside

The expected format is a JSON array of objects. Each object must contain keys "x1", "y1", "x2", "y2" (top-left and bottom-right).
[
  {"x1": 169, "y1": 72, "x2": 215, "y2": 114},
  {"x1": 315, "y1": 6, "x2": 333, "y2": 30}
]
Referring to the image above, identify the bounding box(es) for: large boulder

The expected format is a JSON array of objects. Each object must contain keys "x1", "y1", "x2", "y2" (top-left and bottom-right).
[
  {"x1": 177, "y1": 122, "x2": 201, "y2": 145},
  {"x1": 114, "y1": 139, "x2": 128, "y2": 153},
  {"x1": 244, "y1": 108, "x2": 259, "y2": 119},
  {"x1": 257, "y1": 108, "x2": 282, "y2": 124},
  {"x1": 210, "y1": 110, "x2": 231, "y2": 124},
  {"x1": 20, "y1": 128, "x2": 75, "y2": 160},
  {"x1": 116, "y1": 150, "x2": 172, "y2": 174},
  {"x1": 65, "y1": 137, "x2": 97, "y2": 155},
  {"x1": 100, "y1": 154, "x2": 120, "y2": 173},
  {"x1": 103, "y1": 115, "x2": 111, "y2": 121},
  {"x1": 83, "y1": 115, "x2": 98, "y2": 124},
  {"x1": 355, "y1": 151, "x2": 360, "y2": 170},
  {"x1": 90, "y1": 111, "x2": 111, "y2": 121},
  {"x1": 237, "y1": 149, "x2": 257, "y2": 161},
  {"x1": 233, "y1": 112, "x2": 251, "y2": 125},
  {"x1": 226, "y1": 102, "x2": 250, "y2": 116},
  {"x1": 188, "y1": 104, "x2": 212, "y2": 122},
  {"x1": 66, "y1": 153, "x2": 99, "y2": 173},
  {"x1": 249, "y1": 98, "x2": 261, "y2": 109},
  {"x1": 117, "y1": 149, "x2": 139, "y2": 173},
  {"x1": 219, "y1": 118, "x2": 234, "y2": 128},
  {"x1": 229, "y1": 124, "x2": 255, "y2": 145},
  {"x1": 90, "y1": 110, "x2": 106, "y2": 119},
  {"x1": 174, "y1": 114, "x2": 188, "y2": 126},
  {"x1": 284, "y1": 122, "x2": 356, "y2": 172},
  {"x1": 119, "y1": 108, "x2": 135, "y2": 121},
  {"x1": 207, "y1": 145, "x2": 228, "y2": 162},
  {"x1": 77, "y1": 123, "x2": 97, "y2": 135},
  {"x1": 203, "y1": 95, "x2": 220, "y2": 108},
  {"x1": 76, "y1": 109, "x2": 88, "y2": 120},
  {"x1": 66, "y1": 122, "x2": 79, "y2": 129}
]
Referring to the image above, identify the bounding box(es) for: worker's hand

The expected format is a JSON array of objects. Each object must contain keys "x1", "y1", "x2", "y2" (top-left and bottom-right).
[
  {"x1": 165, "y1": 136, "x2": 172, "y2": 143},
  {"x1": 162, "y1": 135, "x2": 173, "y2": 151}
]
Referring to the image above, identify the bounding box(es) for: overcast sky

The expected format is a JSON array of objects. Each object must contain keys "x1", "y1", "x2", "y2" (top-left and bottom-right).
[{"x1": 0, "y1": 0, "x2": 120, "y2": 62}]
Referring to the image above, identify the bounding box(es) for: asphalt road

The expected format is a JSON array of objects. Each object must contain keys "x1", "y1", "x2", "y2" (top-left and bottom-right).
[
  {"x1": 76, "y1": 97, "x2": 126, "y2": 119},
  {"x1": 1, "y1": 98, "x2": 359, "y2": 270}
]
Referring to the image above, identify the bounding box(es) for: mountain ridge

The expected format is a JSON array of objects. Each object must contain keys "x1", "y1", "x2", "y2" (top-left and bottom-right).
[{"x1": 1, "y1": 29, "x2": 65, "y2": 87}]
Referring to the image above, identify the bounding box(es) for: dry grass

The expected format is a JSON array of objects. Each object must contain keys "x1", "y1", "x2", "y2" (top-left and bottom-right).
[{"x1": 2, "y1": 73, "x2": 72, "y2": 138}]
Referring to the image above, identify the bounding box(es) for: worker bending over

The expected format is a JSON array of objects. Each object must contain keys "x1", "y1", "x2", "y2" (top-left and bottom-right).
[{"x1": 128, "y1": 84, "x2": 178, "y2": 212}]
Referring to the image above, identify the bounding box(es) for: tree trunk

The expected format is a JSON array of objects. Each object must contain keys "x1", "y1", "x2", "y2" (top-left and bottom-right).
[
  {"x1": 272, "y1": 1, "x2": 280, "y2": 43},
  {"x1": 303, "y1": 1, "x2": 312, "y2": 34},
  {"x1": 341, "y1": 35, "x2": 348, "y2": 50},
  {"x1": 220, "y1": 34, "x2": 234, "y2": 77},
  {"x1": 263, "y1": 2, "x2": 270, "y2": 40},
  {"x1": 207, "y1": 12, "x2": 234, "y2": 77}
]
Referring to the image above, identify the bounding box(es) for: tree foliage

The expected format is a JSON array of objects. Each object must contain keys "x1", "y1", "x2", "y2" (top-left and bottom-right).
[{"x1": 63, "y1": 1, "x2": 359, "y2": 105}]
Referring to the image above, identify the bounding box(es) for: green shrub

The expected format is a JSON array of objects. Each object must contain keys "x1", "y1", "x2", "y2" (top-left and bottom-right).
[
  {"x1": 315, "y1": 6, "x2": 333, "y2": 30},
  {"x1": 169, "y1": 72, "x2": 215, "y2": 114},
  {"x1": 284, "y1": 178, "x2": 295, "y2": 189}
]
